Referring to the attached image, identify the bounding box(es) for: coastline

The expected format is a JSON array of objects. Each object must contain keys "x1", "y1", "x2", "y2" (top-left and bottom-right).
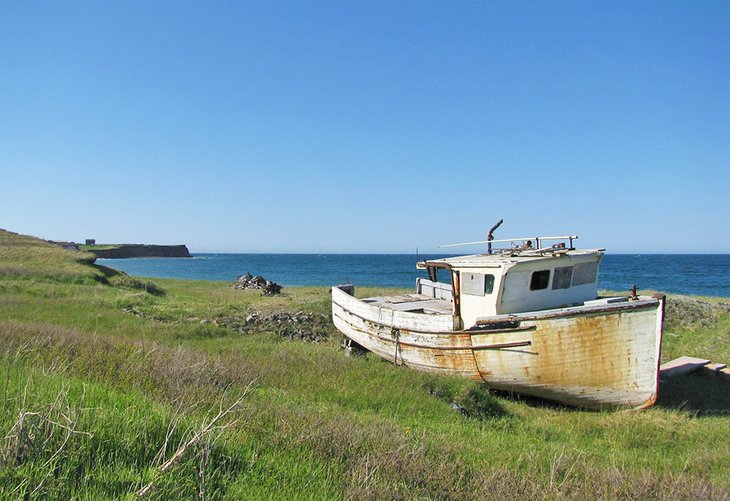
[
  {"x1": 93, "y1": 253, "x2": 730, "y2": 297},
  {"x1": 82, "y1": 243, "x2": 191, "y2": 259},
  {"x1": 1, "y1": 227, "x2": 729, "y2": 498}
]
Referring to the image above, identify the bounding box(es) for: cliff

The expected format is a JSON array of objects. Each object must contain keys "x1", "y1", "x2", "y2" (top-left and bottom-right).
[{"x1": 86, "y1": 244, "x2": 192, "y2": 259}]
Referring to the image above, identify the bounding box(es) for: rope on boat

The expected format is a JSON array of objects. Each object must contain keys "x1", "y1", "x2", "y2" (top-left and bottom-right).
[
  {"x1": 392, "y1": 327, "x2": 401, "y2": 365},
  {"x1": 379, "y1": 306, "x2": 400, "y2": 366}
]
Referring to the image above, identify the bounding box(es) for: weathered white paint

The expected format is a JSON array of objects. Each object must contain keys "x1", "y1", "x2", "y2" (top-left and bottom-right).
[
  {"x1": 418, "y1": 249, "x2": 604, "y2": 326},
  {"x1": 458, "y1": 269, "x2": 505, "y2": 325},
  {"x1": 415, "y1": 278, "x2": 453, "y2": 301},
  {"x1": 495, "y1": 253, "x2": 601, "y2": 316},
  {"x1": 332, "y1": 284, "x2": 664, "y2": 409},
  {"x1": 332, "y1": 286, "x2": 459, "y2": 333}
]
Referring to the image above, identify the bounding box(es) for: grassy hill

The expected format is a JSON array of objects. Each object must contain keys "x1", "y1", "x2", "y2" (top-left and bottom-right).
[{"x1": 1, "y1": 229, "x2": 728, "y2": 499}]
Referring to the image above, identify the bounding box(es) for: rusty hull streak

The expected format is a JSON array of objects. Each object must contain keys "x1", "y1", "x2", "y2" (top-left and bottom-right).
[
  {"x1": 333, "y1": 307, "x2": 482, "y2": 378},
  {"x1": 332, "y1": 291, "x2": 664, "y2": 409},
  {"x1": 393, "y1": 335, "x2": 533, "y2": 351},
  {"x1": 532, "y1": 313, "x2": 624, "y2": 388},
  {"x1": 470, "y1": 305, "x2": 662, "y2": 408}
]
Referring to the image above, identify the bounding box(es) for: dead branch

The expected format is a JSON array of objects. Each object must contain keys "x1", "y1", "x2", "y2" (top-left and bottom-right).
[{"x1": 136, "y1": 380, "x2": 257, "y2": 498}]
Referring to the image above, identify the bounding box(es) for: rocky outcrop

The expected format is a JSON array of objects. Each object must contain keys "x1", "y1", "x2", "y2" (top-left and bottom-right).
[
  {"x1": 216, "y1": 311, "x2": 331, "y2": 342},
  {"x1": 232, "y1": 273, "x2": 283, "y2": 295},
  {"x1": 91, "y1": 245, "x2": 191, "y2": 259}
]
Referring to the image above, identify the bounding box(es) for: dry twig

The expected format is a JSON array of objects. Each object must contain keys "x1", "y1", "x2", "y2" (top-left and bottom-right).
[{"x1": 136, "y1": 380, "x2": 256, "y2": 498}]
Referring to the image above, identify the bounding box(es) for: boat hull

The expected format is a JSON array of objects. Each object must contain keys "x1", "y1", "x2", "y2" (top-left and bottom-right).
[{"x1": 332, "y1": 286, "x2": 663, "y2": 410}]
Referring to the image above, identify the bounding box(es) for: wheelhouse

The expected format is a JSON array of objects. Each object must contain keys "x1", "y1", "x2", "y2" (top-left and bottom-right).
[{"x1": 416, "y1": 236, "x2": 604, "y2": 328}]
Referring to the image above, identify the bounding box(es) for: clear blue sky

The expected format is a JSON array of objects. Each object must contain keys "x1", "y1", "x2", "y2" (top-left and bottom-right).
[{"x1": 2, "y1": 1, "x2": 728, "y2": 253}]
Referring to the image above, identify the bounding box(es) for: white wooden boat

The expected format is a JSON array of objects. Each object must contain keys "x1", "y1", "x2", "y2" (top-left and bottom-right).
[{"x1": 332, "y1": 223, "x2": 664, "y2": 410}]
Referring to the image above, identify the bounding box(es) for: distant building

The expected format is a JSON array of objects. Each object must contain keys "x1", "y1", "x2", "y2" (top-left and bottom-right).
[
  {"x1": 50, "y1": 241, "x2": 80, "y2": 251},
  {"x1": 85, "y1": 239, "x2": 96, "y2": 245}
]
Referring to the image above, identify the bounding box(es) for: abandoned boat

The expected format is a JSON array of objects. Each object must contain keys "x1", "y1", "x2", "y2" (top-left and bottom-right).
[{"x1": 332, "y1": 222, "x2": 665, "y2": 410}]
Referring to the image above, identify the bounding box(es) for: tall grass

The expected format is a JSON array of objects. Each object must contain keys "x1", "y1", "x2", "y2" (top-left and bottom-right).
[
  {"x1": 3, "y1": 326, "x2": 724, "y2": 499},
  {"x1": 1, "y1": 229, "x2": 729, "y2": 499}
]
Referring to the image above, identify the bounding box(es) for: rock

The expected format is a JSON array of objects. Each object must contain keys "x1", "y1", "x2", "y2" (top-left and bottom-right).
[
  {"x1": 450, "y1": 402, "x2": 467, "y2": 415},
  {"x1": 214, "y1": 310, "x2": 332, "y2": 343},
  {"x1": 262, "y1": 281, "x2": 283, "y2": 296},
  {"x1": 232, "y1": 273, "x2": 283, "y2": 295}
]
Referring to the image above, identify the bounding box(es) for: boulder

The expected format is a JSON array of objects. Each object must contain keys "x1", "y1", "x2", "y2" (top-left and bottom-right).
[{"x1": 233, "y1": 273, "x2": 283, "y2": 295}]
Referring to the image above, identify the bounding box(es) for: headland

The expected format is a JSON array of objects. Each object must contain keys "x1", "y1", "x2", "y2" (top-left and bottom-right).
[{"x1": 81, "y1": 243, "x2": 192, "y2": 259}]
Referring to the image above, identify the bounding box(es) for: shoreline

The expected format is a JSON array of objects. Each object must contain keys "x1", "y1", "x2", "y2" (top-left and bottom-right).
[{"x1": 83, "y1": 243, "x2": 191, "y2": 259}]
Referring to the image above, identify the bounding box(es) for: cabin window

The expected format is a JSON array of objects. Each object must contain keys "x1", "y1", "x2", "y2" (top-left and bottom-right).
[
  {"x1": 572, "y1": 262, "x2": 598, "y2": 286},
  {"x1": 461, "y1": 272, "x2": 495, "y2": 296},
  {"x1": 552, "y1": 266, "x2": 573, "y2": 289},
  {"x1": 530, "y1": 270, "x2": 551, "y2": 290}
]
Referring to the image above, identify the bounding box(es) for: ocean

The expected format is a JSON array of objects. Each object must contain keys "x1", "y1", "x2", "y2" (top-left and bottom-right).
[{"x1": 96, "y1": 254, "x2": 730, "y2": 297}]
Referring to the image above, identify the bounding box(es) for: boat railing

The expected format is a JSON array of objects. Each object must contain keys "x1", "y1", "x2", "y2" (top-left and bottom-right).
[
  {"x1": 334, "y1": 284, "x2": 355, "y2": 296},
  {"x1": 416, "y1": 278, "x2": 454, "y2": 301},
  {"x1": 440, "y1": 235, "x2": 578, "y2": 255}
]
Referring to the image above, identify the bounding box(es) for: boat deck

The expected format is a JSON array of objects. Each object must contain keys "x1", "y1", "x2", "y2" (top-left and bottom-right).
[{"x1": 361, "y1": 294, "x2": 453, "y2": 315}]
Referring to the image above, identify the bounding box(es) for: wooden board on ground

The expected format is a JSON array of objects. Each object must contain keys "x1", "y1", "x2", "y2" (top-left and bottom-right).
[
  {"x1": 659, "y1": 356, "x2": 710, "y2": 378},
  {"x1": 703, "y1": 363, "x2": 727, "y2": 373}
]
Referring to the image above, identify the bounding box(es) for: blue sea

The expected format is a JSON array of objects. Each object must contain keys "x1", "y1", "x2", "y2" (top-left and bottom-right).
[{"x1": 97, "y1": 254, "x2": 730, "y2": 297}]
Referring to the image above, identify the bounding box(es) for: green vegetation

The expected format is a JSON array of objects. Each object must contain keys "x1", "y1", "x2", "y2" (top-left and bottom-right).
[
  {"x1": 1, "y1": 229, "x2": 728, "y2": 499},
  {"x1": 79, "y1": 244, "x2": 122, "y2": 251}
]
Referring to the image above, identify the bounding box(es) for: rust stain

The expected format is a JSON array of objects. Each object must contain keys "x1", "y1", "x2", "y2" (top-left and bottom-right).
[
  {"x1": 334, "y1": 296, "x2": 662, "y2": 408},
  {"x1": 530, "y1": 313, "x2": 624, "y2": 387},
  {"x1": 469, "y1": 305, "x2": 660, "y2": 407}
]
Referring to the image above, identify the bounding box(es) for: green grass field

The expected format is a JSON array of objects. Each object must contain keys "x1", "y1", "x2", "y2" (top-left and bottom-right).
[
  {"x1": 78, "y1": 244, "x2": 122, "y2": 251},
  {"x1": 1, "y1": 228, "x2": 728, "y2": 499}
]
